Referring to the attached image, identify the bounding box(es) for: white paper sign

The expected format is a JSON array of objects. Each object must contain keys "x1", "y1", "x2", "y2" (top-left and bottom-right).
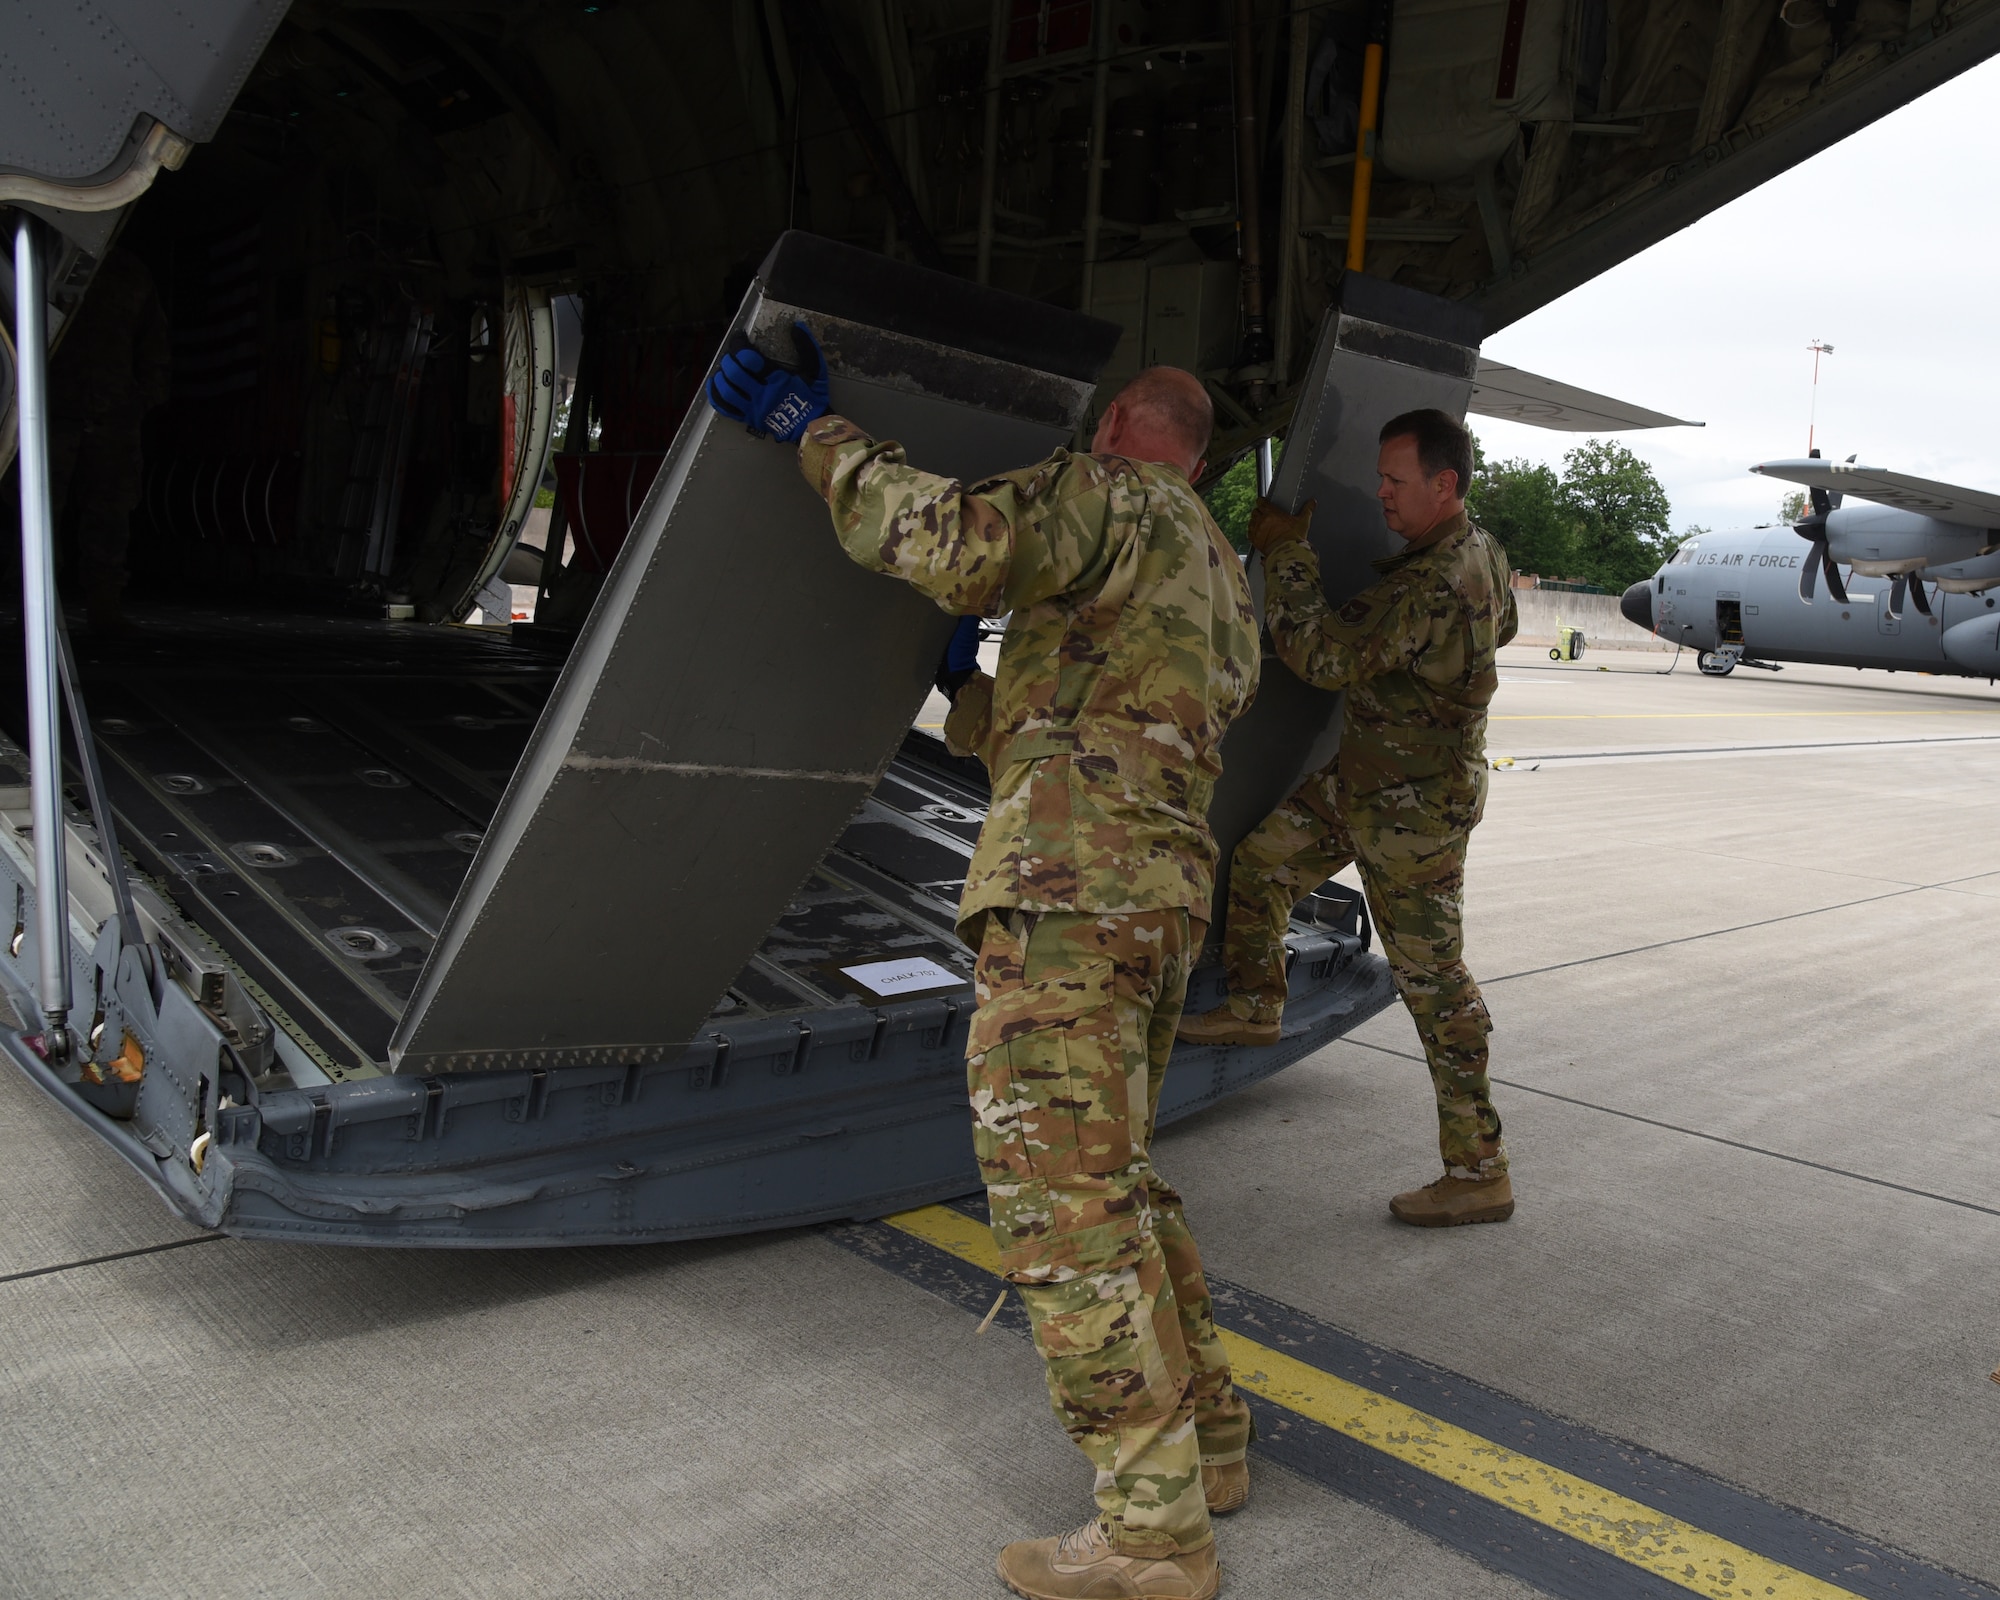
[{"x1": 840, "y1": 956, "x2": 965, "y2": 998}]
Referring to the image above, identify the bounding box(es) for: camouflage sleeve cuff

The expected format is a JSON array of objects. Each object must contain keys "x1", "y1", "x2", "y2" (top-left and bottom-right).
[
  {"x1": 942, "y1": 671, "x2": 999, "y2": 770},
  {"x1": 1261, "y1": 536, "x2": 1329, "y2": 618},
  {"x1": 795, "y1": 414, "x2": 876, "y2": 502}
]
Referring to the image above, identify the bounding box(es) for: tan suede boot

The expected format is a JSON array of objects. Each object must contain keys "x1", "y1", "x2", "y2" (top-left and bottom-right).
[
  {"x1": 1203, "y1": 1459, "x2": 1249, "y2": 1515},
  {"x1": 997, "y1": 1519, "x2": 1219, "y2": 1600},
  {"x1": 1389, "y1": 1172, "x2": 1514, "y2": 1227},
  {"x1": 1174, "y1": 1005, "x2": 1279, "y2": 1048}
]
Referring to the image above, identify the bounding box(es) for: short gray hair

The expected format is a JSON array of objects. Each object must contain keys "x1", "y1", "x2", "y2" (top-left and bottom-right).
[{"x1": 1113, "y1": 367, "x2": 1214, "y2": 458}]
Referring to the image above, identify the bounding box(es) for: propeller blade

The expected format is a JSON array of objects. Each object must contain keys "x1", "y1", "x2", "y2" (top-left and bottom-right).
[
  {"x1": 1798, "y1": 547, "x2": 1818, "y2": 601},
  {"x1": 1886, "y1": 575, "x2": 1906, "y2": 620},
  {"x1": 1909, "y1": 573, "x2": 1933, "y2": 616},
  {"x1": 1822, "y1": 544, "x2": 1849, "y2": 604}
]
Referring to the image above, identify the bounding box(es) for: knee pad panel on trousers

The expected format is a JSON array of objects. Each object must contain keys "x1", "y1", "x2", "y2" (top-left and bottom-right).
[{"x1": 1019, "y1": 1259, "x2": 1191, "y2": 1430}]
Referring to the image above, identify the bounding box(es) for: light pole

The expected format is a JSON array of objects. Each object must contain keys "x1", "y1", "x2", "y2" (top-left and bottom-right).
[{"x1": 1806, "y1": 339, "x2": 1834, "y2": 454}]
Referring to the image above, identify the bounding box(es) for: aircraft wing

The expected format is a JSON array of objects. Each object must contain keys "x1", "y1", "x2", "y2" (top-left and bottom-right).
[
  {"x1": 1468, "y1": 360, "x2": 1702, "y2": 432},
  {"x1": 1750, "y1": 459, "x2": 2000, "y2": 527}
]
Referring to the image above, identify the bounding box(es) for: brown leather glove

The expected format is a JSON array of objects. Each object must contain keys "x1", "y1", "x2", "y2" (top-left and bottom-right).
[{"x1": 1246, "y1": 496, "x2": 1316, "y2": 556}]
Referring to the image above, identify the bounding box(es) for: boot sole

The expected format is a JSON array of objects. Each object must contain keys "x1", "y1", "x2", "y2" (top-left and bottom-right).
[
  {"x1": 1389, "y1": 1199, "x2": 1515, "y2": 1228},
  {"x1": 997, "y1": 1559, "x2": 1221, "y2": 1600}
]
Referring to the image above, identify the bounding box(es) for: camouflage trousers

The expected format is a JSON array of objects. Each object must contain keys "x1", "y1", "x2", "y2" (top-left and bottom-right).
[
  {"x1": 966, "y1": 907, "x2": 1252, "y2": 1557},
  {"x1": 1221, "y1": 773, "x2": 1506, "y2": 1178}
]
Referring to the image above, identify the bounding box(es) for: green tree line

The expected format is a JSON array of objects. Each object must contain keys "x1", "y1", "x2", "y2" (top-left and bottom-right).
[
  {"x1": 1204, "y1": 436, "x2": 1684, "y2": 591},
  {"x1": 1203, "y1": 447, "x2": 1264, "y2": 555},
  {"x1": 1466, "y1": 439, "x2": 1680, "y2": 591}
]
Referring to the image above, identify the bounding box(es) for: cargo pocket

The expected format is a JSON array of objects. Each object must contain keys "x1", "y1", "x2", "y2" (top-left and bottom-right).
[
  {"x1": 1023, "y1": 1265, "x2": 1189, "y2": 1427},
  {"x1": 967, "y1": 955, "x2": 1127, "y2": 1181}
]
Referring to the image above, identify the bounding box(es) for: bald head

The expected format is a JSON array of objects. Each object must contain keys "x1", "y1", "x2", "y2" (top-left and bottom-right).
[{"x1": 1091, "y1": 366, "x2": 1213, "y2": 478}]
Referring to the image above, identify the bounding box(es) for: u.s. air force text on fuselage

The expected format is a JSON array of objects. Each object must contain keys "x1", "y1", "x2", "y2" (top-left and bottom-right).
[{"x1": 1686, "y1": 548, "x2": 1804, "y2": 571}]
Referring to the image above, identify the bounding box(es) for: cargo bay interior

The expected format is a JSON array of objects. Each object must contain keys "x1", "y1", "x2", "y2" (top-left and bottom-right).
[
  {"x1": 16, "y1": 1, "x2": 1418, "y2": 1093},
  {"x1": 49, "y1": 0, "x2": 1940, "y2": 627}
]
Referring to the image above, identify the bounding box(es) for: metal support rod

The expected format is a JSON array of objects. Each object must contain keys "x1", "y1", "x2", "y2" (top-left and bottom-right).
[
  {"x1": 54, "y1": 611, "x2": 142, "y2": 965},
  {"x1": 786, "y1": 9, "x2": 807, "y2": 231},
  {"x1": 12, "y1": 210, "x2": 72, "y2": 1054},
  {"x1": 1256, "y1": 436, "x2": 1275, "y2": 496},
  {"x1": 1345, "y1": 4, "x2": 1390, "y2": 273},
  {"x1": 1231, "y1": 0, "x2": 1269, "y2": 379},
  {"x1": 974, "y1": 0, "x2": 1008, "y2": 286},
  {"x1": 1274, "y1": 0, "x2": 1310, "y2": 387},
  {"x1": 1077, "y1": 2, "x2": 1114, "y2": 315}
]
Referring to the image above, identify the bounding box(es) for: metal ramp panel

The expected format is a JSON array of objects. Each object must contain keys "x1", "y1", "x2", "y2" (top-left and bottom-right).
[
  {"x1": 391, "y1": 233, "x2": 1118, "y2": 1075},
  {"x1": 1204, "y1": 275, "x2": 1484, "y2": 923}
]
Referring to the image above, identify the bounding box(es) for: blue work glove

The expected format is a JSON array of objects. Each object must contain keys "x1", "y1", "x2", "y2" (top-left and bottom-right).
[
  {"x1": 705, "y1": 321, "x2": 829, "y2": 443},
  {"x1": 936, "y1": 615, "x2": 983, "y2": 699}
]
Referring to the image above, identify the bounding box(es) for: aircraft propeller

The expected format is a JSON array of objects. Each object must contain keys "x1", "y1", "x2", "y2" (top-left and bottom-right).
[
  {"x1": 1882, "y1": 571, "x2": 1934, "y2": 622},
  {"x1": 1794, "y1": 481, "x2": 1849, "y2": 604}
]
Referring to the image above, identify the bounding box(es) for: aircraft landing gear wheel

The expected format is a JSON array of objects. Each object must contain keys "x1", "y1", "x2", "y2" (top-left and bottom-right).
[
  {"x1": 1697, "y1": 651, "x2": 1735, "y2": 677},
  {"x1": 1549, "y1": 647, "x2": 1561, "y2": 660}
]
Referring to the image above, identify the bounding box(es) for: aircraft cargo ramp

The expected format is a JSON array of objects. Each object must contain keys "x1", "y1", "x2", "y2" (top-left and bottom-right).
[{"x1": 0, "y1": 619, "x2": 1393, "y2": 1244}]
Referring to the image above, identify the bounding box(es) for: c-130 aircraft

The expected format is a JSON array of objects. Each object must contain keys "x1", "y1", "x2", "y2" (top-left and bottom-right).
[{"x1": 1619, "y1": 454, "x2": 2000, "y2": 679}]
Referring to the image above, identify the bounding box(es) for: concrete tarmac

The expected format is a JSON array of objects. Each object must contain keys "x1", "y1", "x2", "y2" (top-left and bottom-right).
[{"x1": 4, "y1": 646, "x2": 1998, "y2": 1598}]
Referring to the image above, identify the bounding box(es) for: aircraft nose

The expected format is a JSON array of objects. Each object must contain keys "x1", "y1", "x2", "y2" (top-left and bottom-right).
[{"x1": 1620, "y1": 580, "x2": 1654, "y2": 632}]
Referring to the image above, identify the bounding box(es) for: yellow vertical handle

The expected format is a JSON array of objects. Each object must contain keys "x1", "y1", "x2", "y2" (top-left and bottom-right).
[{"x1": 1345, "y1": 38, "x2": 1385, "y2": 273}]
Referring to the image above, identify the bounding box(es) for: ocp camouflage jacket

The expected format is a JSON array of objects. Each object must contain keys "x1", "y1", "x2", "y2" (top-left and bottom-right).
[
  {"x1": 1262, "y1": 509, "x2": 1516, "y2": 834},
  {"x1": 798, "y1": 414, "x2": 1260, "y2": 929}
]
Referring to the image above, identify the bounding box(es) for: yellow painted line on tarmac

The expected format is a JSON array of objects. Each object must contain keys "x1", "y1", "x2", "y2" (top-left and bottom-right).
[
  {"x1": 883, "y1": 1204, "x2": 1862, "y2": 1600},
  {"x1": 889, "y1": 1200, "x2": 999, "y2": 1266}
]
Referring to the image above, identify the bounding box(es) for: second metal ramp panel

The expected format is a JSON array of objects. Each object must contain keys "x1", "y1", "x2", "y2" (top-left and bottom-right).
[{"x1": 1203, "y1": 275, "x2": 1484, "y2": 920}]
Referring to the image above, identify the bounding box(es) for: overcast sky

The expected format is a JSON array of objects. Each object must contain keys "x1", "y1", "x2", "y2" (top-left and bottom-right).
[{"x1": 1470, "y1": 52, "x2": 2000, "y2": 540}]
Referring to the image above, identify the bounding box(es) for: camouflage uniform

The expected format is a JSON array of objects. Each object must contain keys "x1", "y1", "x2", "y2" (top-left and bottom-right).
[
  {"x1": 798, "y1": 415, "x2": 1259, "y2": 1556},
  {"x1": 1225, "y1": 509, "x2": 1516, "y2": 1178}
]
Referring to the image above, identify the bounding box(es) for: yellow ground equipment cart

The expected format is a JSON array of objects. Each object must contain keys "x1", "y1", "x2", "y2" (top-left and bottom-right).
[{"x1": 1550, "y1": 622, "x2": 1587, "y2": 661}]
